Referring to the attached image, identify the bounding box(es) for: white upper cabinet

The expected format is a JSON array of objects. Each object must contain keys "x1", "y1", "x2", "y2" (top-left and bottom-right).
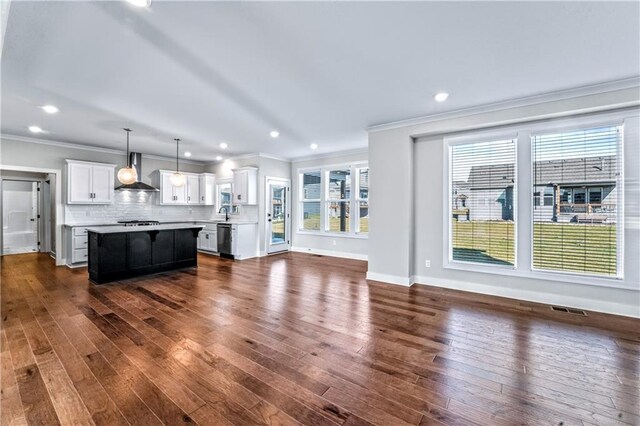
[
  {"x1": 66, "y1": 160, "x2": 115, "y2": 204},
  {"x1": 232, "y1": 167, "x2": 257, "y2": 205},
  {"x1": 158, "y1": 171, "x2": 207, "y2": 205},
  {"x1": 187, "y1": 175, "x2": 200, "y2": 204},
  {"x1": 199, "y1": 173, "x2": 215, "y2": 205}
]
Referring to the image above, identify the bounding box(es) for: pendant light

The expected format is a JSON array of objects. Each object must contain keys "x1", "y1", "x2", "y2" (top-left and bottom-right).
[
  {"x1": 117, "y1": 128, "x2": 138, "y2": 185},
  {"x1": 170, "y1": 138, "x2": 186, "y2": 187}
]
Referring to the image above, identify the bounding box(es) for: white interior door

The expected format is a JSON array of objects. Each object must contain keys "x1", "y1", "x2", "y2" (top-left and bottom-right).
[
  {"x1": 2, "y1": 180, "x2": 39, "y2": 255},
  {"x1": 266, "y1": 178, "x2": 290, "y2": 254}
]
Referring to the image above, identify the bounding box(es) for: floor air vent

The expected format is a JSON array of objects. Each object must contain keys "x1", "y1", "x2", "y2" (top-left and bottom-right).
[{"x1": 551, "y1": 306, "x2": 587, "y2": 316}]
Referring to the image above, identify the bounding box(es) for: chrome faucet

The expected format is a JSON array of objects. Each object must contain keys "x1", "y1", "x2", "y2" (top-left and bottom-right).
[{"x1": 218, "y1": 206, "x2": 229, "y2": 222}]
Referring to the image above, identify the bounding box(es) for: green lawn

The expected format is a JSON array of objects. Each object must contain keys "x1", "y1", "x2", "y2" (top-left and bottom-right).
[
  {"x1": 452, "y1": 221, "x2": 617, "y2": 276},
  {"x1": 302, "y1": 214, "x2": 368, "y2": 233},
  {"x1": 533, "y1": 223, "x2": 617, "y2": 275},
  {"x1": 452, "y1": 221, "x2": 515, "y2": 265}
]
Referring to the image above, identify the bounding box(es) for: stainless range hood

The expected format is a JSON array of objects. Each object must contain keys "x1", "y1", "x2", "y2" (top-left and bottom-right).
[{"x1": 115, "y1": 152, "x2": 159, "y2": 191}]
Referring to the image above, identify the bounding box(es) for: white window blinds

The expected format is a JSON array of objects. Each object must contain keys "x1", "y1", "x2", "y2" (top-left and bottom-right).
[
  {"x1": 532, "y1": 126, "x2": 622, "y2": 277},
  {"x1": 450, "y1": 139, "x2": 516, "y2": 266}
]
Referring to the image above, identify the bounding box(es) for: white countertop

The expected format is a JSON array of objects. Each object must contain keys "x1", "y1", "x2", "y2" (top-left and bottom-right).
[
  {"x1": 85, "y1": 224, "x2": 205, "y2": 234},
  {"x1": 65, "y1": 219, "x2": 258, "y2": 227}
]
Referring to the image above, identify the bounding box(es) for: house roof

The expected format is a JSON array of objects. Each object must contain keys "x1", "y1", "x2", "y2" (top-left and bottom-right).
[
  {"x1": 460, "y1": 155, "x2": 616, "y2": 190},
  {"x1": 532, "y1": 155, "x2": 617, "y2": 186},
  {"x1": 467, "y1": 164, "x2": 515, "y2": 190}
]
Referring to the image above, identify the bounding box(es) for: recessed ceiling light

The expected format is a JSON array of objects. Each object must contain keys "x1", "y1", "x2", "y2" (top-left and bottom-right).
[
  {"x1": 219, "y1": 142, "x2": 228, "y2": 149},
  {"x1": 215, "y1": 156, "x2": 223, "y2": 161},
  {"x1": 41, "y1": 105, "x2": 59, "y2": 114},
  {"x1": 29, "y1": 126, "x2": 43, "y2": 133},
  {"x1": 434, "y1": 92, "x2": 449, "y2": 102},
  {"x1": 184, "y1": 152, "x2": 192, "y2": 158},
  {"x1": 310, "y1": 143, "x2": 318, "y2": 150},
  {"x1": 125, "y1": 0, "x2": 151, "y2": 7},
  {"x1": 270, "y1": 130, "x2": 280, "y2": 138}
]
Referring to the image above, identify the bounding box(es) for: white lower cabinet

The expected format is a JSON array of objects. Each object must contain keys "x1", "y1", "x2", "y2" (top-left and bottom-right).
[
  {"x1": 65, "y1": 226, "x2": 89, "y2": 266},
  {"x1": 198, "y1": 230, "x2": 218, "y2": 253}
]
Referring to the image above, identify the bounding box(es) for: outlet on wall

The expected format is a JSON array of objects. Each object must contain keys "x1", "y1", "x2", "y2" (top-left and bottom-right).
[
  {"x1": 332, "y1": 240, "x2": 337, "y2": 246},
  {"x1": 425, "y1": 259, "x2": 431, "y2": 268}
]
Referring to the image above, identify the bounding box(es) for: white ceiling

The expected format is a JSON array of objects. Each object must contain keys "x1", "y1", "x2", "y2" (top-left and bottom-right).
[{"x1": 2, "y1": 1, "x2": 639, "y2": 162}]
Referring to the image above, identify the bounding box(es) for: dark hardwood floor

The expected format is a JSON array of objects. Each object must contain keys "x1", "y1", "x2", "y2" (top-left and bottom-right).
[{"x1": 1, "y1": 252, "x2": 639, "y2": 425}]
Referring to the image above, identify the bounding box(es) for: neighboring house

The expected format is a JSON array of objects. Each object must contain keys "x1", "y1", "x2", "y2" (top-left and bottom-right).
[
  {"x1": 452, "y1": 155, "x2": 617, "y2": 223},
  {"x1": 532, "y1": 155, "x2": 617, "y2": 223},
  {"x1": 455, "y1": 163, "x2": 515, "y2": 221}
]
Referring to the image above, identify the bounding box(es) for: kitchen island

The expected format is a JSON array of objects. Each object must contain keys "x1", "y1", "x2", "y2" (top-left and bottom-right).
[{"x1": 87, "y1": 224, "x2": 204, "y2": 284}]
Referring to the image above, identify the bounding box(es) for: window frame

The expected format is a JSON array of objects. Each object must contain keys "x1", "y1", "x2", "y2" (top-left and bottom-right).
[
  {"x1": 446, "y1": 133, "x2": 519, "y2": 270},
  {"x1": 530, "y1": 124, "x2": 624, "y2": 280},
  {"x1": 299, "y1": 170, "x2": 322, "y2": 232},
  {"x1": 216, "y1": 179, "x2": 239, "y2": 216},
  {"x1": 355, "y1": 166, "x2": 369, "y2": 234},
  {"x1": 442, "y1": 111, "x2": 631, "y2": 289},
  {"x1": 297, "y1": 162, "x2": 368, "y2": 238}
]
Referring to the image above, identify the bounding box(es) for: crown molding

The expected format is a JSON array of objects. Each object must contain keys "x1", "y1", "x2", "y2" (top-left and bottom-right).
[
  {"x1": 202, "y1": 152, "x2": 290, "y2": 167},
  {"x1": 0, "y1": 134, "x2": 206, "y2": 165},
  {"x1": 291, "y1": 147, "x2": 368, "y2": 163},
  {"x1": 367, "y1": 76, "x2": 640, "y2": 133}
]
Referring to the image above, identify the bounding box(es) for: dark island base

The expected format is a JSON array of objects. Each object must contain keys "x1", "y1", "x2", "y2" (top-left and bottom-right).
[{"x1": 88, "y1": 228, "x2": 201, "y2": 284}]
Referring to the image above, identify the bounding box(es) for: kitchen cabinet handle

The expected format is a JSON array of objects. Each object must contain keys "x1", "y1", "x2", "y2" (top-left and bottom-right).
[{"x1": 188, "y1": 196, "x2": 190, "y2": 201}]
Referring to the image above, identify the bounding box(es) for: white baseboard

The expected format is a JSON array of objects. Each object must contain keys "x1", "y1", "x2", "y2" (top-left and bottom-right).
[
  {"x1": 412, "y1": 275, "x2": 640, "y2": 319},
  {"x1": 291, "y1": 246, "x2": 367, "y2": 261},
  {"x1": 366, "y1": 271, "x2": 413, "y2": 287}
]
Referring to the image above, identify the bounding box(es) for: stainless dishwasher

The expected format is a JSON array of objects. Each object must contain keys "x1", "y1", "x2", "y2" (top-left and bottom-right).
[{"x1": 217, "y1": 223, "x2": 233, "y2": 259}]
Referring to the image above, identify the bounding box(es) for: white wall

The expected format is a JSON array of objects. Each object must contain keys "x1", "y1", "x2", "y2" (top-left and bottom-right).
[
  {"x1": 368, "y1": 86, "x2": 640, "y2": 317},
  {"x1": 0, "y1": 137, "x2": 214, "y2": 225},
  {"x1": 291, "y1": 150, "x2": 369, "y2": 259}
]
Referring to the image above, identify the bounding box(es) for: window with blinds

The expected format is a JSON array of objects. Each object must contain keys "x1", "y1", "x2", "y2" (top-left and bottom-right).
[
  {"x1": 450, "y1": 139, "x2": 516, "y2": 266},
  {"x1": 532, "y1": 126, "x2": 622, "y2": 277}
]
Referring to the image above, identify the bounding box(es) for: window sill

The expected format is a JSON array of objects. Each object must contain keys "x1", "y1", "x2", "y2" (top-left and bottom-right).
[
  {"x1": 296, "y1": 230, "x2": 368, "y2": 240},
  {"x1": 444, "y1": 261, "x2": 636, "y2": 291}
]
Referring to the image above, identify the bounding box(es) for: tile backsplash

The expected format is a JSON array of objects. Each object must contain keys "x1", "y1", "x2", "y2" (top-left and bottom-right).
[{"x1": 64, "y1": 191, "x2": 257, "y2": 224}]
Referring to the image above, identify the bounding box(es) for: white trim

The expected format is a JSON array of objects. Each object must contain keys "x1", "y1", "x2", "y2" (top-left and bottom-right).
[
  {"x1": 442, "y1": 261, "x2": 635, "y2": 291},
  {"x1": 368, "y1": 77, "x2": 640, "y2": 133},
  {"x1": 412, "y1": 275, "x2": 640, "y2": 318},
  {"x1": 265, "y1": 176, "x2": 291, "y2": 254},
  {"x1": 0, "y1": 164, "x2": 64, "y2": 266},
  {"x1": 440, "y1": 110, "x2": 638, "y2": 290},
  {"x1": 202, "y1": 152, "x2": 290, "y2": 167},
  {"x1": 1, "y1": 134, "x2": 205, "y2": 165},
  {"x1": 295, "y1": 230, "x2": 368, "y2": 240},
  {"x1": 292, "y1": 148, "x2": 368, "y2": 163},
  {"x1": 291, "y1": 246, "x2": 367, "y2": 261},
  {"x1": 366, "y1": 271, "x2": 413, "y2": 287}
]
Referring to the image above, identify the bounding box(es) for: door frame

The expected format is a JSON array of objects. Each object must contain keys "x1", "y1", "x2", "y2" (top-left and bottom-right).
[
  {"x1": 264, "y1": 176, "x2": 291, "y2": 254},
  {"x1": 0, "y1": 178, "x2": 40, "y2": 255},
  {"x1": 0, "y1": 165, "x2": 64, "y2": 265}
]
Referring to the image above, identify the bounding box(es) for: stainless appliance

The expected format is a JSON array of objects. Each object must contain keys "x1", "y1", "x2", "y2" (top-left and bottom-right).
[
  {"x1": 115, "y1": 152, "x2": 159, "y2": 192},
  {"x1": 217, "y1": 223, "x2": 233, "y2": 259},
  {"x1": 117, "y1": 220, "x2": 160, "y2": 227}
]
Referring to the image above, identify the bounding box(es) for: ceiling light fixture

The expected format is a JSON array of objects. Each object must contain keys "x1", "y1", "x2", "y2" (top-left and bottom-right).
[
  {"x1": 29, "y1": 126, "x2": 43, "y2": 133},
  {"x1": 170, "y1": 138, "x2": 186, "y2": 187},
  {"x1": 215, "y1": 155, "x2": 223, "y2": 161},
  {"x1": 184, "y1": 152, "x2": 192, "y2": 158},
  {"x1": 125, "y1": 0, "x2": 151, "y2": 7},
  {"x1": 219, "y1": 142, "x2": 228, "y2": 149},
  {"x1": 310, "y1": 143, "x2": 318, "y2": 150},
  {"x1": 117, "y1": 128, "x2": 138, "y2": 185},
  {"x1": 270, "y1": 130, "x2": 280, "y2": 138},
  {"x1": 434, "y1": 92, "x2": 449, "y2": 102},
  {"x1": 41, "y1": 105, "x2": 59, "y2": 114}
]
